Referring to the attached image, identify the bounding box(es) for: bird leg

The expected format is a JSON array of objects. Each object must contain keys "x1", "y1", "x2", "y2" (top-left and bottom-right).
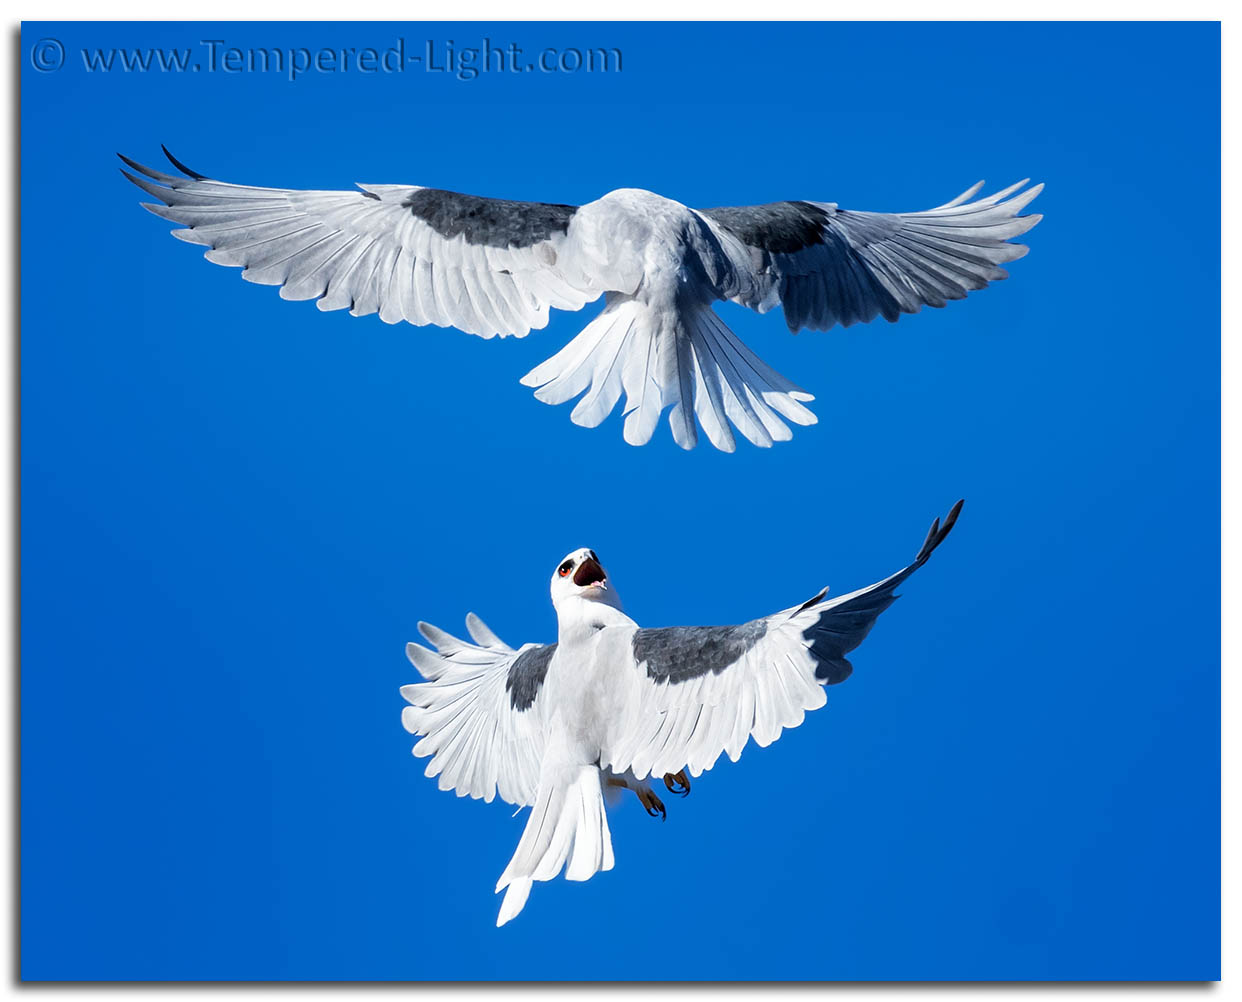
[
  {"x1": 663, "y1": 770, "x2": 691, "y2": 797},
  {"x1": 604, "y1": 771, "x2": 667, "y2": 820}
]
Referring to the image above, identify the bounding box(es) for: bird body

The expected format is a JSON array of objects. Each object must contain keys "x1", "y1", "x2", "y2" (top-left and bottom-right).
[
  {"x1": 401, "y1": 503, "x2": 964, "y2": 925},
  {"x1": 123, "y1": 149, "x2": 1041, "y2": 451}
]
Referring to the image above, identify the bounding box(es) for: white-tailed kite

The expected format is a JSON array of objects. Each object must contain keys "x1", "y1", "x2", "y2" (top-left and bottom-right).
[
  {"x1": 401, "y1": 501, "x2": 962, "y2": 925},
  {"x1": 122, "y1": 149, "x2": 1041, "y2": 452}
]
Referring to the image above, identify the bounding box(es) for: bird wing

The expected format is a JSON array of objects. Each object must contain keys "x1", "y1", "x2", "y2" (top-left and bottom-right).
[
  {"x1": 121, "y1": 148, "x2": 599, "y2": 338},
  {"x1": 401, "y1": 615, "x2": 556, "y2": 807},
  {"x1": 696, "y1": 181, "x2": 1042, "y2": 332},
  {"x1": 600, "y1": 501, "x2": 963, "y2": 782}
]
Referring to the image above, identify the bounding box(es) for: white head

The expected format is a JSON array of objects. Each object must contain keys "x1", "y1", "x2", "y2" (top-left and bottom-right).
[{"x1": 549, "y1": 547, "x2": 623, "y2": 614}]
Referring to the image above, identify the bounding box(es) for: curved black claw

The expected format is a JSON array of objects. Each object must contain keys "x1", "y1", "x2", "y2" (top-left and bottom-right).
[
  {"x1": 663, "y1": 770, "x2": 691, "y2": 798},
  {"x1": 638, "y1": 788, "x2": 666, "y2": 821}
]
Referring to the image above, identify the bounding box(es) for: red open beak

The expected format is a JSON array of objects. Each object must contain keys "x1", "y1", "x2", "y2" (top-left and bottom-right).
[{"x1": 573, "y1": 558, "x2": 606, "y2": 587}]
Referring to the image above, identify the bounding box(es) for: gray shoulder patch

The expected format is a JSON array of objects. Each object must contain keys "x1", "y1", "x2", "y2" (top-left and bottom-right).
[
  {"x1": 632, "y1": 620, "x2": 767, "y2": 685},
  {"x1": 506, "y1": 643, "x2": 557, "y2": 711},
  {"x1": 404, "y1": 188, "x2": 578, "y2": 249},
  {"x1": 699, "y1": 201, "x2": 829, "y2": 255}
]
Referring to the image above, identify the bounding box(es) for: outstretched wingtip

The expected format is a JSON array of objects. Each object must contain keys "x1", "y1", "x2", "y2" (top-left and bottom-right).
[
  {"x1": 119, "y1": 154, "x2": 186, "y2": 188},
  {"x1": 117, "y1": 151, "x2": 152, "y2": 173},
  {"x1": 796, "y1": 587, "x2": 830, "y2": 614},
  {"x1": 943, "y1": 498, "x2": 965, "y2": 533},
  {"x1": 932, "y1": 180, "x2": 985, "y2": 210},
  {"x1": 464, "y1": 611, "x2": 507, "y2": 650},
  {"x1": 915, "y1": 499, "x2": 964, "y2": 564},
  {"x1": 161, "y1": 144, "x2": 210, "y2": 181}
]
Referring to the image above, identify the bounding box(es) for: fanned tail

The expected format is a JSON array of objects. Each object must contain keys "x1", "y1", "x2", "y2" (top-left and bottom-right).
[
  {"x1": 520, "y1": 295, "x2": 817, "y2": 452},
  {"x1": 494, "y1": 763, "x2": 614, "y2": 927}
]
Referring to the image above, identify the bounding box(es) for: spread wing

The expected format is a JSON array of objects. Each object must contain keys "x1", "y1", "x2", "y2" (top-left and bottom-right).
[
  {"x1": 121, "y1": 148, "x2": 598, "y2": 338},
  {"x1": 697, "y1": 181, "x2": 1042, "y2": 332},
  {"x1": 600, "y1": 501, "x2": 963, "y2": 782},
  {"x1": 401, "y1": 615, "x2": 556, "y2": 807}
]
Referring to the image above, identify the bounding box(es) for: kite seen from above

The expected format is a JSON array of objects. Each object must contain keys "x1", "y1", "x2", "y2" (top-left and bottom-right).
[
  {"x1": 400, "y1": 500, "x2": 963, "y2": 925},
  {"x1": 122, "y1": 149, "x2": 1042, "y2": 452}
]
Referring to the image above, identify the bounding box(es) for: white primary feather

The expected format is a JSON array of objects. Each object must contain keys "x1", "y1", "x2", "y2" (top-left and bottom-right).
[
  {"x1": 401, "y1": 618, "x2": 550, "y2": 808},
  {"x1": 700, "y1": 182, "x2": 1043, "y2": 332},
  {"x1": 122, "y1": 154, "x2": 595, "y2": 339}
]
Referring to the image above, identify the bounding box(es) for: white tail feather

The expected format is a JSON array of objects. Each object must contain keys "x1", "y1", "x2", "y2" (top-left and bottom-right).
[
  {"x1": 494, "y1": 764, "x2": 614, "y2": 926},
  {"x1": 496, "y1": 878, "x2": 532, "y2": 927},
  {"x1": 520, "y1": 294, "x2": 816, "y2": 452}
]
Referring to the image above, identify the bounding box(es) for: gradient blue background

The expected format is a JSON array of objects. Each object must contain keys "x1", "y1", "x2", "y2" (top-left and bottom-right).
[{"x1": 21, "y1": 21, "x2": 1219, "y2": 981}]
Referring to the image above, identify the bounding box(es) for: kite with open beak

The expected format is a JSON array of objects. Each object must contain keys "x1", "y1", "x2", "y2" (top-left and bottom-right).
[{"x1": 573, "y1": 557, "x2": 607, "y2": 588}]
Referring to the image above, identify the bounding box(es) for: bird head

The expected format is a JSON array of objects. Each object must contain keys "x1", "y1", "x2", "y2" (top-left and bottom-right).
[{"x1": 549, "y1": 548, "x2": 622, "y2": 612}]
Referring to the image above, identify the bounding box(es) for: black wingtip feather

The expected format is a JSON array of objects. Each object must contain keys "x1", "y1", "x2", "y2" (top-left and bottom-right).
[
  {"x1": 118, "y1": 168, "x2": 175, "y2": 205},
  {"x1": 162, "y1": 145, "x2": 210, "y2": 181},
  {"x1": 797, "y1": 587, "x2": 829, "y2": 614},
  {"x1": 942, "y1": 499, "x2": 964, "y2": 534},
  {"x1": 118, "y1": 153, "x2": 185, "y2": 187},
  {"x1": 915, "y1": 499, "x2": 964, "y2": 564}
]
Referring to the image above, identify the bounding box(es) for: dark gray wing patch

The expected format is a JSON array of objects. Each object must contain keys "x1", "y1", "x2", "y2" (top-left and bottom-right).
[
  {"x1": 698, "y1": 201, "x2": 829, "y2": 255},
  {"x1": 506, "y1": 643, "x2": 557, "y2": 711},
  {"x1": 404, "y1": 189, "x2": 578, "y2": 249},
  {"x1": 632, "y1": 621, "x2": 767, "y2": 685},
  {"x1": 800, "y1": 594, "x2": 900, "y2": 685}
]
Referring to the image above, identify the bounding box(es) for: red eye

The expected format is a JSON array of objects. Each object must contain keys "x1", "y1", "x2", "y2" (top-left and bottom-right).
[{"x1": 558, "y1": 562, "x2": 573, "y2": 577}]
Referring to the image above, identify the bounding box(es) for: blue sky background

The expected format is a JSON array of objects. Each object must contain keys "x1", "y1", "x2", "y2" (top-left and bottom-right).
[{"x1": 21, "y1": 21, "x2": 1219, "y2": 981}]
